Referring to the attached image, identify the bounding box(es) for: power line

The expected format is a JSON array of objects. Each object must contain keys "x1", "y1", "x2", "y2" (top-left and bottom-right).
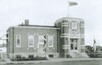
[{"x1": 0, "y1": 34, "x2": 7, "y2": 40}]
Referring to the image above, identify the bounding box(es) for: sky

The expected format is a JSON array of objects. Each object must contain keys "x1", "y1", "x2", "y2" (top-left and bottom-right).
[{"x1": 0, "y1": 0, "x2": 102, "y2": 46}]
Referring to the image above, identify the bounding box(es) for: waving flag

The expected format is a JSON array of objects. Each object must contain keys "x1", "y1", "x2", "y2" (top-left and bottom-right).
[{"x1": 68, "y1": 1, "x2": 78, "y2": 6}]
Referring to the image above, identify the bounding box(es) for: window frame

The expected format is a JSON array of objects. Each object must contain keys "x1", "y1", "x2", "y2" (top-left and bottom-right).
[
  {"x1": 48, "y1": 35, "x2": 54, "y2": 47},
  {"x1": 38, "y1": 35, "x2": 45, "y2": 44},
  {"x1": 71, "y1": 21, "x2": 78, "y2": 30},
  {"x1": 28, "y1": 35, "x2": 34, "y2": 47}
]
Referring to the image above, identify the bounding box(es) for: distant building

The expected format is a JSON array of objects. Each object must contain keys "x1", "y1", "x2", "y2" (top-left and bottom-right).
[
  {"x1": 6, "y1": 17, "x2": 86, "y2": 60},
  {"x1": 0, "y1": 48, "x2": 6, "y2": 59}
]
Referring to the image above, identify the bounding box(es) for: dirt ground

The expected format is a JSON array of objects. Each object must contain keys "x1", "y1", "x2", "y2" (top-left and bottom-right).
[{"x1": 1, "y1": 58, "x2": 102, "y2": 65}]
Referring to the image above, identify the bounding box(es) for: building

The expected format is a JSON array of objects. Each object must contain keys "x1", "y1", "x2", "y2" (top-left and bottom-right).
[
  {"x1": 6, "y1": 17, "x2": 87, "y2": 60},
  {"x1": 0, "y1": 47, "x2": 7, "y2": 60},
  {"x1": 55, "y1": 17, "x2": 85, "y2": 58}
]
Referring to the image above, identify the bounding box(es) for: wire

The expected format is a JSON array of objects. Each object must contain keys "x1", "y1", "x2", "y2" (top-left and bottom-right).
[{"x1": 0, "y1": 34, "x2": 7, "y2": 40}]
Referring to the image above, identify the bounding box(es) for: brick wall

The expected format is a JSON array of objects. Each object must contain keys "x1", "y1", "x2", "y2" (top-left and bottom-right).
[{"x1": 10, "y1": 27, "x2": 58, "y2": 54}]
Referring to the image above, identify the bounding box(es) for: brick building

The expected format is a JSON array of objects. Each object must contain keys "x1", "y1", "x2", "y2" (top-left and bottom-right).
[{"x1": 6, "y1": 17, "x2": 87, "y2": 60}]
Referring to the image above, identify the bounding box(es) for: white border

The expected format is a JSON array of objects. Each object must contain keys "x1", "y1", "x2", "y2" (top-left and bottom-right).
[{"x1": 28, "y1": 34, "x2": 34, "y2": 47}]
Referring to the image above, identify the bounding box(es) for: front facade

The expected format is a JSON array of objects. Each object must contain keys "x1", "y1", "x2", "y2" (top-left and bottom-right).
[
  {"x1": 55, "y1": 17, "x2": 85, "y2": 57},
  {"x1": 6, "y1": 17, "x2": 85, "y2": 60}
]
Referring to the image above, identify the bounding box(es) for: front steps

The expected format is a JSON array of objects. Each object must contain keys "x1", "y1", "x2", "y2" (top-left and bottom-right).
[{"x1": 69, "y1": 50, "x2": 89, "y2": 58}]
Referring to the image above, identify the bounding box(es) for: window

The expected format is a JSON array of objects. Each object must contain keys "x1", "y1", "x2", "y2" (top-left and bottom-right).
[
  {"x1": 49, "y1": 54, "x2": 54, "y2": 58},
  {"x1": 39, "y1": 35, "x2": 45, "y2": 44},
  {"x1": 28, "y1": 35, "x2": 34, "y2": 47},
  {"x1": 6, "y1": 34, "x2": 8, "y2": 37},
  {"x1": 38, "y1": 35, "x2": 47, "y2": 52},
  {"x1": 16, "y1": 35, "x2": 21, "y2": 47},
  {"x1": 48, "y1": 35, "x2": 54, "y2": 47},
  {"x1": 16, "y1": 55, "x2": 21, "y2": 60},
  {"x1": 28, "y1": 55, "x2": 34, "y2": 59},
  {"x1": 72, "y1": 21, "x2": 78, "y2": 29}
]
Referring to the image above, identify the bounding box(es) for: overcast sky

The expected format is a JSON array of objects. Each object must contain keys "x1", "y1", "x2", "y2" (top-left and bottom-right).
[{"x1": 0, "y1": 0, "x2": 102, "y2": 46}]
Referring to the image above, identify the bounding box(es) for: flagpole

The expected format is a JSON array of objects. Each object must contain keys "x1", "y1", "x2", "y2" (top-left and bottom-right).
[
  {"x1": 68, "y1": 0, "x2": 69, "y2": 17},
  {"x1": 67, "y1": 1, "x2": 78, "y2": 17}
]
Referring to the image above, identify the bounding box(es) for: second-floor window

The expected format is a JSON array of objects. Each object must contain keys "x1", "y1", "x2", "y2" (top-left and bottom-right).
[{"x1": 72, "y1": 21, "x2": 78, "y2": 29}]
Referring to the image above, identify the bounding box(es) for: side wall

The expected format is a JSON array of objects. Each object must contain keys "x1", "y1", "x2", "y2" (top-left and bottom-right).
[
  {"x1": 7, "y1": 27, "x2": 58, "y2": 59},
  {"x1": 7, "y1": 27, "x2": 14, "y2": 59}
]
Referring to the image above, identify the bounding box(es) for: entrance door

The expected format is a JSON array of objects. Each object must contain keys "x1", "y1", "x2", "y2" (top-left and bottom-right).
[
  {"x1": 70, "y1": 39, "x2": 78, "y2": 50},
  {"x1": 38, "y1": 35, "x2": 46, "y2": 54}
]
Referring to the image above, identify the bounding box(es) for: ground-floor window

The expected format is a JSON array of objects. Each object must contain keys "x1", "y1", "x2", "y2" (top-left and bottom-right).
[
  {"x1": 48, "y1": 35, "x2": 54, "y2": 47},
  {"x1": 28, "y1": 35, "x2": 34, "y2": 47},
  {"x1": 16, "y1": 35, "x2": 21, "y2": 47},
  {"x1": 38, "y1": 35, "x2": 47, "y2": 52}
]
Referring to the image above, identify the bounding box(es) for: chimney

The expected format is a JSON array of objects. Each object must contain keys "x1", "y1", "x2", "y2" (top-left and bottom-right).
[{"x1": 25, "y1": 19, "x2": 29, "y2": 25}]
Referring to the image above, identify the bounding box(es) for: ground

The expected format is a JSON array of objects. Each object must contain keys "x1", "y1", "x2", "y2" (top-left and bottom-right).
[{"x1": 1, "y1": 58, "x2": 102, "y2": 65}]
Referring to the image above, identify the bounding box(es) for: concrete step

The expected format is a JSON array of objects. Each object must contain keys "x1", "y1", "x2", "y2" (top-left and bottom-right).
[{"x1": 69, "y1": 50, "x2": 89, "y2": 58}]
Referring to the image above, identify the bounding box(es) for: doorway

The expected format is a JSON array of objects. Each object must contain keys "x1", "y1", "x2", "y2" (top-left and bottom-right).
[
  {"x1": 38, "y1": 35, "x2": 46, "y2": 54},
  {"x1": 70, "y1": 39, "x2": 78, "y2": 50}
]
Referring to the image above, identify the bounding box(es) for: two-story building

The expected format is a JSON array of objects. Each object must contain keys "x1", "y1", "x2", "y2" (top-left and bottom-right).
[{"x1": 6, "y1": 17, "x2": 87, "y2": 60}]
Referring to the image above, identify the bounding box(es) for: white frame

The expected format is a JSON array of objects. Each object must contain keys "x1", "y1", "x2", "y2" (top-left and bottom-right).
[
  {"x1": 16, "y1": 35, "x2": 21, "y2": 47},
  {"x1": 28, "y1": 35, "x2": 34, "y2": 47},
  {"x1": 72, "y1": 21, "x2": 78, "y2": 29},
  {"x1": 38, "y1": 35, "x2": 46, "y2": 52},
  {"x1": 38, "y1": 35, "x2": 45, "y2": 44}
]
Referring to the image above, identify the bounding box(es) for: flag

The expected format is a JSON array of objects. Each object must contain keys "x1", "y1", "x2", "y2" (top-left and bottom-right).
[
  {"x1": 68, "y1": 1, "x2": 78, "y2": 6},
  {"x1": 93, "y1": 39, "x2": 96, "y2": 52}
]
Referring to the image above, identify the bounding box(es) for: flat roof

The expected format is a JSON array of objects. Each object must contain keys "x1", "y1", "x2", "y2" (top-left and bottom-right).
[{"x1": 9, "y1": 25, "x2": 60, "y2": 30}]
